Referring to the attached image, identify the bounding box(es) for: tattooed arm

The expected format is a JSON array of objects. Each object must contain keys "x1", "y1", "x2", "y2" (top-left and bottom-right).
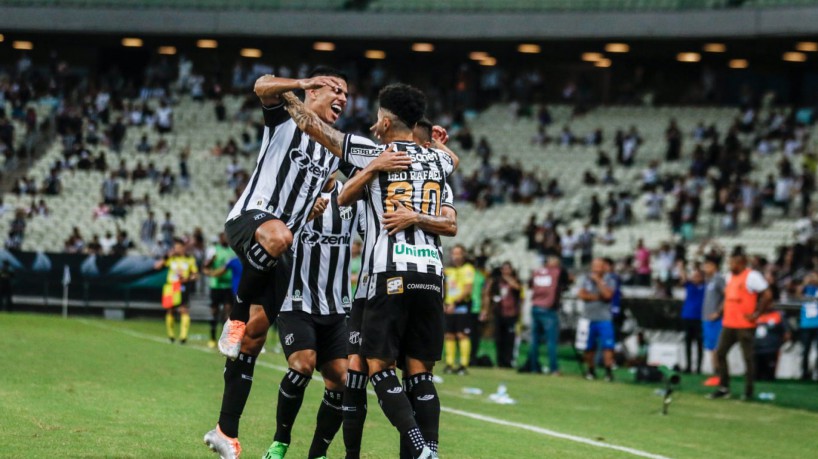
[{"x1": 281, "y1": 91, "x2": 346, "y2": 159}]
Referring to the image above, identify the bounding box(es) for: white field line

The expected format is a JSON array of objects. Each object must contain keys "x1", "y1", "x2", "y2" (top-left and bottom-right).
[{"x1": 79, "y1": 319, "x2": 672, "y2": 459}]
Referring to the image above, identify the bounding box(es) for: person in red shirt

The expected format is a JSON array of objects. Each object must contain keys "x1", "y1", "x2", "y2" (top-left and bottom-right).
[
  {"x1": 526, "y1": 256, "x2": 570, "y2": 374},
  {"x1": 709, "y1": 251, "x2": 773, "y2": 400}
]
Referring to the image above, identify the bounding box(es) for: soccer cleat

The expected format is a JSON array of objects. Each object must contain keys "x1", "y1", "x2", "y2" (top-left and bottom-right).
[
  {"x1": 180, "y1": 339, "x2": 187, "y2": 345},
  {"x1": 443, "y1": 365, "x2": 454, "y2": 375},
  {"x1": 169, "y1": 337, "x2": 176, "y2": 344},
  {"x1": 707, "y1": 388, "x2": 731, "y2": 400},
  {"x1": 203, "y1": 426, "x2": 241, "y2": 459},
  {"x1": 416, "y1": 446, "x2": 434, "y2": 459},
  {"x1": 584, "y1": 371, "x2": 596, "y2": 381},
  {"x1": 263, "y1": 441, "x2": 289, "y2": 459},
  {"x1": 218, "y1": 319, "x2": 246, "y2": 360},
  {"x1": 208, "y1": 339, "x2": 217, "y2": 349},
  {"x1": 456, "y1": 366, "x2": 469, "y2": 376}
]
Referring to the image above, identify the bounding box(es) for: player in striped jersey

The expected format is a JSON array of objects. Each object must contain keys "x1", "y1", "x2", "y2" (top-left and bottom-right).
[
  {"x1": 205, "y1": 67, "x2": 350, "y2": 459},
  {"x1": 338, "y1": 118, "x2": 458, "y2": 459},
  {"x1": 280, "y1": 84, "x2": 458, "y2": 459},
  {"x1": 263, "y1": 174, "x2": 366, "y2": 459}
]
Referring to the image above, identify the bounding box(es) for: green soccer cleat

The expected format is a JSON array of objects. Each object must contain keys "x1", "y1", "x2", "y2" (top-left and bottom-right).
[{"x1": 264, "y1": 441, "x2": 289, "y2": 459}]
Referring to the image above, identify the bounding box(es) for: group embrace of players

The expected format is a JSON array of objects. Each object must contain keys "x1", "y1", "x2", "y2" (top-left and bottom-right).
[{"x1": 203, "y1": 66, "x2": 459, "y2": 459}]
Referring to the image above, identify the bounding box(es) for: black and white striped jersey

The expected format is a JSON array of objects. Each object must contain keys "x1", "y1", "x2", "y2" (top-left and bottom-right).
[
  {"x1": 226, "y1": 103, "x2": 341, "y2": 237},
  {"x1": 353, "y1": 182, "x2": 455, "y2": 301},
  {"x1": 342, "y1": 134, "x2": 454, "y2": 277},
  {"x1": 281, "y1": 181, "x2": 366, "y2": 315}
]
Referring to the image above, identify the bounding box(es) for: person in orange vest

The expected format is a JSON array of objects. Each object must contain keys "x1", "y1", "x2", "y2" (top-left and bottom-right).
[{"x1": 708, "y1": 251, "x2": 773, "y2": 400}]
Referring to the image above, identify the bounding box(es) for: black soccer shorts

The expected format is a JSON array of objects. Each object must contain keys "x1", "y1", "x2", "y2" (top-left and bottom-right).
[
  {"x1": 224, "y1": 209, "x2": 281, "y2": 306},
  {"x1": 445, "y1": 311, "x2": 473, "y2": 336},
  {"x1": 209, "y1": 288, "x2": 233, "y2": 309},
  {"x1": 360, "y1": 271, "x2": 445, "y2": 363},
  {"x1": 277, "y1": 311, "x2": 348, "y2": 368}
]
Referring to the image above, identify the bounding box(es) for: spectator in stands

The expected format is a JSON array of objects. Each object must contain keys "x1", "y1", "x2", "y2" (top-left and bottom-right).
[
  {"x1": 111, "y1": 230, "x2": 134, "y2": 257},
  {"x1": 679, "y1": 265, "x2": 706, "y2": 374},
  {"x1": 0, "y1": 260, "x2": 13, "y2": 311},
  {"x1": 577, "y1": 258, "x2": 617, "y2": 381},
  {"x1": 599, "y1": 224, "x2": 616, "y2": 246},
  {"x1": 109, "y1": 116, "x2": 126, "y2": 153},
  {"x1": 86, "y1": 235, "x2": 102, "y2": 255},
  {"x1": 156, "y1": 100, "x2": 173, "y2": 134},
  {"x1": 158, "y1": 167, "x2": 175, "y2": 195},
  {"x1": 6, "y1": 209, "x2": 26, "y2": 249},
  {"x1": 621, "y1": 126, "x2": 642, "y2": 167},
  {"x1": 42, "y1": 169, "x2": 62, "y2": 196},
  {"x1": 179, "y1": 150, "x2": 190, "y2": 188},
  {"x1": 561, "y1": 228, "x2": 578, "y2": 269},
  {"x1": 161, "y1": 212, "x2": 175, "y2": 249},
  {"x1": 115, "y1": 159, "x2": 129, "y2": 180},
  {"x1": 137, "y1": 134, "x2": 151, "y2": 153},
  {"x1": 589, "y1": 194, "x2": 602, "y2": 226},
  {"x1": 578, "y1": 225, "x2": 595, "y2": 267},
  {"x1": 525, "y1": 214, "x2": 539, "y2": 251},
  {"x1": 141, "y1": 211, "x2": 158, "y2": 249},
  {"x1": 28, "y1": 199, "x2": 49, "y2": 218},
  {"x1": 487, "y1": 262, "x2": 522, "y2": 368},
  {"x1": 774, "y1": 171, "x2": 795, "y2": 217},
  {"x1": 645, "y1": 187, "x2": 664, "y2": 221},
  {"x1": 797, "y1": 273, "x2": 818, "y2": 381},
  {"x1": 634, "y1": 239, "x2": 651, "y2": 287},
  {"x1": 526, "y1": 256, "x2": 569, "y2": 375},
  {"x1": 101, "y1": 172, "x2": 119, "y2": 205},
  {"x1": 455, "y1": 126, "x2": 474, "y2": 151},
  {"x1": 709, "y1": 251, "x2": 774, "y2": 400},
  {"x1": 665, "y1": 119, "x2": 682, "y2": 161}
]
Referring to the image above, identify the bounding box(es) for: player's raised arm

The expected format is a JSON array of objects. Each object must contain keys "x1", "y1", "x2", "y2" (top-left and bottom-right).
[
  {"x1": 280, "y1": 91, "x2": 347, "y2": 158},
  {"x1": 430, "y1": 125, "x2": 460, "y2": 170},
  {"x1": 337, "y1": 146, "x2": 412, "y2": 206},
  {"x1": 254, "y1": 74, "x2": 344, "y2": 107}
]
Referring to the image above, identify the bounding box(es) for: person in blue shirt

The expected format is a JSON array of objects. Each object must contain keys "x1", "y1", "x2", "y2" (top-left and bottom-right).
[
  {"x1": 679, "y1": 264, "x2": 706, "y2": 374},
  {"x1": 798, "y1": 272, "x2": 818, "y2": 381}
]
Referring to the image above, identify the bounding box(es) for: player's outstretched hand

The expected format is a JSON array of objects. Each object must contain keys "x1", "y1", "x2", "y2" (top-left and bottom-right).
[
  {"x1": 299, "y1": 76, "x2": 345, "y2": 91},
  {"x1": 308, "y1": 197, "x2": 329, "y2": 221},
  {"x1": 371, "y1": 145, "x2": 412, "y2": 172},
  {"x1": 383, "y1": 202, "x2": 418, "y2": 235},
  {"x1": 432, "y1": 125, "x2": 449, "y2": 145}
]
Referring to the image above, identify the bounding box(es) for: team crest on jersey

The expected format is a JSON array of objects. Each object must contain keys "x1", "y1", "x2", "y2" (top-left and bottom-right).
[
  {"x1": 342, "y1": 296, "x2": 350, "y2": 304},
  {"x1": 293, "y1": 289, "x2": 302, "y2": 301},
  {"x1": 387, "y1": 277, "x2": 404, "y2": 295},
  {"x1": 284, "y1": 333, "x2": 295, "y2": 346},
  {"x1": 339, "y1": 206, "x2": 353, "y2": 220}
]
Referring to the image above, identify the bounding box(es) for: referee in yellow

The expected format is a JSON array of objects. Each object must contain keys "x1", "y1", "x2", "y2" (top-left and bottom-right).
[
  {"x1": 155, "y1": 238, "x2": 199, "y2": 344},
  {"x1": 444, "y1": 244, "x2": 476, "y2": 375}
]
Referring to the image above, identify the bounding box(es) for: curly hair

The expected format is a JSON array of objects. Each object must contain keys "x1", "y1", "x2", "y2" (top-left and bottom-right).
[{"x1": 378, "y1": 83, "x2": 426, "y2": 129}]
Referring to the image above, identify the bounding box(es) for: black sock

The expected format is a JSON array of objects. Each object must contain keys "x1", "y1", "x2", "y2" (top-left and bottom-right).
[
  {"x1": 400, "y1": 378, "x2": 413, "y2": 459},
  {"x1": 274, "y1": 368, "x2": 311, "y2": 444},
  {"x1": 308, "y1": 389, "x2": 344, "y2": 458},
  {"x1": 407, "y1": 373, "x2": 440, "y2": 454},
  {"x1": 217, "y1": 352, "x2": 257, "y2": 438},
  {"x1": 343, "y1": 370, "x2": 369, "y2": 459},
  {"x1": 210, "y1": 317, "x2": 217, "y2": 341},
  {"x1": 230, "y1": 266, "x2": 269, "y2": 323},
  {"x1": 370, "y1": 369, "x2": 426, "y2": 457}
]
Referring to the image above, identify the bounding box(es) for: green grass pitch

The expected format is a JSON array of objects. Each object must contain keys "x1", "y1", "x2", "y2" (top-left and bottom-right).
[{"x1": 2, "y1": 313, "x2": 817, "y2": 458}]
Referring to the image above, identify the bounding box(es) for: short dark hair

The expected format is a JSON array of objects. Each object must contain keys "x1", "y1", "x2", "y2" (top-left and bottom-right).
[
  {"x1": 378, "y1": 83, "x2": 426, "y2": 129},
  {"x1": 704, "y1": 255, "x2": 721, "y2": 267},
  {"x1": 308, "y1": 66, "x2": 348, "y2": 82},
  {"x1": 414, "y1": 118, "x2": 433, "y2": 143}
]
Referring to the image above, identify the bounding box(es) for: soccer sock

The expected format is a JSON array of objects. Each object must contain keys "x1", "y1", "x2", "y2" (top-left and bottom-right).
[
  {"x1": 444, "y1": 339, "x2": 456, "y2": 367},
  {"x1": 210, "y1": 315, "x2": 217, "y2": 341},
  {"x1": 274, "y1": 368, "x2": 311, "y2": 444},
  {"x1": 308, "y1": 389, "x2": 344, "y2": 458},
  {"x1": 459, "y1": 337, "x2": 472, "y2": 367},
  {"x1": 343, "y1": 370, "x2": 369, "y2": 459},
  {"x1": 399, "y1": 378, "x2": 412, "y2": 459},
  {"x1": 180, "y1": 312, "x2": 190, "y2": 341},
  {"x1": 407, "y1": 373, "x2": 440, "y2": 454},
  {"x1": 370, "y1": 369, "x2": 426, "y2": 457},
  {"x1": 218, "y1": 352, "x2": 257, "y2": 438},
  {"x1": 165, "y1": 311, "x2": 175, "y2": 338}
]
